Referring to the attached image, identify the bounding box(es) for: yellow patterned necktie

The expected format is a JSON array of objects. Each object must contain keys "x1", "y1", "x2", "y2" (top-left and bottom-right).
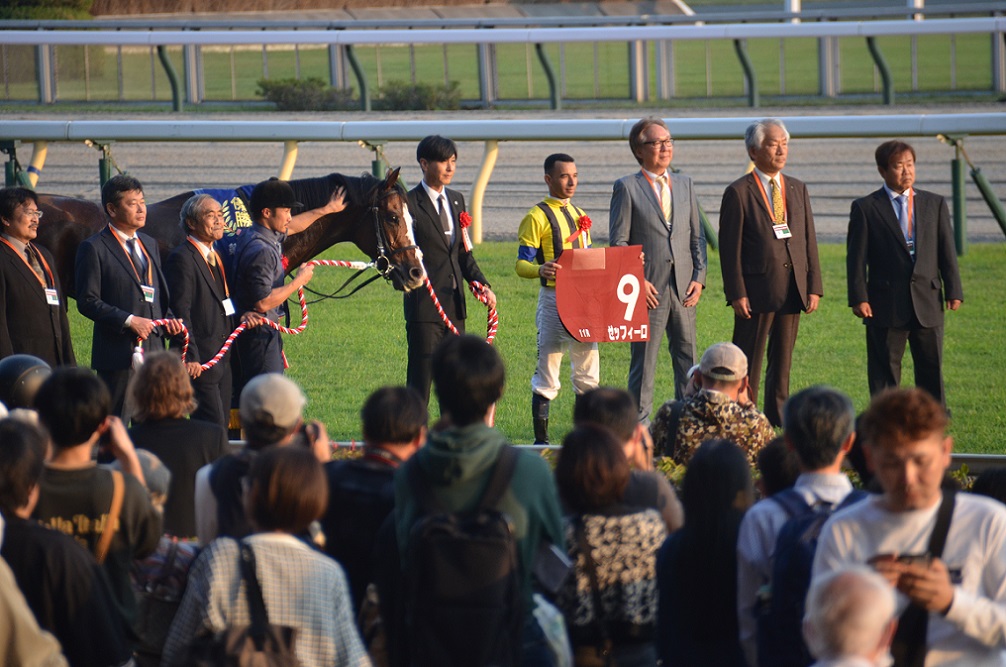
[
  {"x1": 770, "y1": 177, "x2": 784, "y2": 222},
  {"x1": 660, "y1": 175, "x2": 672, "y2": 224}
]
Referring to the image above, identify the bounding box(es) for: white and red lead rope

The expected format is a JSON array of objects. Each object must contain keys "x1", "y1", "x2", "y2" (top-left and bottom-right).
[{"x1": 134, "y1": 258, "x2": 498, "y2": 371}]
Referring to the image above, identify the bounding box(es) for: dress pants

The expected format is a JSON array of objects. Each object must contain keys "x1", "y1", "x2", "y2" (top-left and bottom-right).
[
  {"x1": 731, "y1": 274, "x2": 804, "y2": 427},
  {"x1": 628, "y1": 280, "x2": 696, "y2": 424},
  {"x1": 407, "y1": 319, "x2": 464, "y2": 406},
  {"x1": 865, "y1": 318, "x2": 945, "y2": 406}
]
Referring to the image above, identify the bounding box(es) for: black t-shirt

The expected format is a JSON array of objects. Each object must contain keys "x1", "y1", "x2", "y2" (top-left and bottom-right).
[
  {"x1": 1, "y1": 515, "x2": 132, "y2": 667},
  {"x1": 33, "y1": 464, "x2": 162, "y2": 626},
  {"x1": 321, "y1": 455, "x2": 398, "y2": 611}
]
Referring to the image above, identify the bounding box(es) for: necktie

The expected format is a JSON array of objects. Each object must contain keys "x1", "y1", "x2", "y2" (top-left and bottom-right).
[
  {"x1": 25, "y1": 246, "x2": 44, "y2": 284},
  {"x1": 438, "y1": 195, "x2": 452, "y2": 238},
  {"x1": 770, "y1": 177, "x2": 784, "y2": 223},
  {"x1": 659, "y1": 175, "x2": 672, "y2": 225},
  {"x1": 898, "y1": 194, "x2": 913, "y2": 241},
  {"x1": 127, "y1": 238, "x2": 148, "y2": 282}
]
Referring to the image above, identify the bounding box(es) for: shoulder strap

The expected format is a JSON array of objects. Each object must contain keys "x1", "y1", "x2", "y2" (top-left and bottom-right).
[
  {"x1": 535, "y1": 202, "x2": 565, "y2": 287},
  {"x1": 239, "y1": 541, "x2": 272, "y2": 647},
  {"x1": 927, "y1": 489, "x2": 956, "y2": 559},
  {"x1": 770, "y1": 488, "x2": 811, "y2": 520},
  {"x1": 663, "y1": 400, "x2": 687, "y2": 459},
  {"x1": 95, "y1": 470, "x2": 125, "y2": 565},
  {"x1": 477, "y1": 446, "x2": 519, "y2": 512}
]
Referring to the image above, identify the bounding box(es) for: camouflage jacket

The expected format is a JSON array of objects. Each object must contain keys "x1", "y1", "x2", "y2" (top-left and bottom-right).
[{"x1": 650, "y1": 389, "x2": 775, "y2": 466}]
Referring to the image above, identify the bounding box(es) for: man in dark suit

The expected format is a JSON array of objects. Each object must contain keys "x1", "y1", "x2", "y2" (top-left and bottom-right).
[
  {"x1": 847, "y1": 140, "x2": 963, "y2": 407},
  {"x1": 609, "y1": 117, "x2": 707, "y2": 423},
  {"x1": 76, "y1": 174, "x2": 183, "y2": 417},
  {"x1": 0, "y1": 187, "x2": 75, "y2": 367},
  {"x1": 404, "y1": 135, "x2": 496, "y2": 404},
  {"x1": 719, "y1": 118, "x2": 823, "y2": 427},
  {"x1": 166, "y1": 194, "x2": 262, "y2": 430}
]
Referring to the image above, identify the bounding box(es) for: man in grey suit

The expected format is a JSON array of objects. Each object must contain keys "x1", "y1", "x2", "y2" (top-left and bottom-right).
[
  {"x1": 610, "y1": 117, "x2": 707, "y2": 423},
  {"x1": 847, "y1": 140, "x2": 962, "y2": 408}
]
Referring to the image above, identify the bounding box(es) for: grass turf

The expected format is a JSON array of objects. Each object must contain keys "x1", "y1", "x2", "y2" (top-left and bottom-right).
[{"x1": 65, "y1": 241, "x2": 1006, "y2": 452}]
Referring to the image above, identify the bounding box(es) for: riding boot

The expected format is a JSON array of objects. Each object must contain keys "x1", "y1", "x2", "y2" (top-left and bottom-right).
[{"x1": 532, "y1": 393, "x2": 550, "y2": 445}]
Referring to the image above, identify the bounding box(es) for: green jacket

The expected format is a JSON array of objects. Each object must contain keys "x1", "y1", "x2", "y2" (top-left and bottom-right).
[{"x1": 394, "y1": 422, "x2": 564, "y2": 614}]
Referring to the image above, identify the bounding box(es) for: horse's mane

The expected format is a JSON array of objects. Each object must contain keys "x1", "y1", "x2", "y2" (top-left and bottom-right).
[{"x1": 287, "y1": 172, "x2": 383, "y2": 210}]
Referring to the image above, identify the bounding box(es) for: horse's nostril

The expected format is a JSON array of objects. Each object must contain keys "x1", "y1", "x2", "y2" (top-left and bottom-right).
[{"x1": 410, "y1": 267, "x2": 424, "y2": 280}]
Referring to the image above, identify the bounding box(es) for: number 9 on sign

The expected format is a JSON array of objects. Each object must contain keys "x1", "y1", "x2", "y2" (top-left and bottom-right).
[{"x1": 617, "y1": 274, "x2": 640, "y2": 321}]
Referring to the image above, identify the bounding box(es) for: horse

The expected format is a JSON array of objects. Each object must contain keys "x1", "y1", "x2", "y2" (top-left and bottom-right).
[{"x1": 33, "y1": 168, "x2": 425, "y2": 298}]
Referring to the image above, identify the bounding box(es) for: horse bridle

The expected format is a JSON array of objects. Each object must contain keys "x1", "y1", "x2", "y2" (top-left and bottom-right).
[{"x1": 370, "y1": 187, "x2": 419, "y2": 279}]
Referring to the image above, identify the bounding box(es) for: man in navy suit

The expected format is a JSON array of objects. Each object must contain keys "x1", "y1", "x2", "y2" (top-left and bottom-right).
[
  {"x1": 404, "y1": 135, "x2": 496, "y2": 404},
  {"x1": 609, "y1": 117, "x2": 707, "y2": 423},
  {"x1": 76, "y1": 175, "x2": 183, "y2": 417},
  {"x1": 847, "y1": 140, "x2": 963, "y2": 408},
  {"x1": 166, "y1": 194, "x2": 262, "y2": 430}
]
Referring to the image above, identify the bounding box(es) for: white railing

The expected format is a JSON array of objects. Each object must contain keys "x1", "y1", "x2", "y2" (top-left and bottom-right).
[{"x1": 4, "y1": 114, "x2": 1005, "y2": 241}]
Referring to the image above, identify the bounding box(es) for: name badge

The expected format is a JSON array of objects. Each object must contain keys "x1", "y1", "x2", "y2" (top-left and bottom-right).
[
  {"x1": 222, "y1": 298, "x2": 236, "y2": 316},
  {"x1": 44, "y1": 288, "x2": 60, "y2": 306},
  {"x1": 142, "y1": 285, "x2": 155, "y2": 303},
  {"x1": 773, "y1": 223, "x2": 792, "y2": 239},
  {"x1": 906, "y1": 240, "x2": 915, "y2": 254}
]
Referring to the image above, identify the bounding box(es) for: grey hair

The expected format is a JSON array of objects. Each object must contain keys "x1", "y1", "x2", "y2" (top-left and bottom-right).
[
  {"x1": 804, "y1": 566, "x2": 896, "y2": 661},
  {"x1": 782, "y1": 385, "x2": 855, "y2": 471},
  {"x1": 178, "y1": 193, "x2": 217, "y2": 233},
  {"x1": 745, "y1": 118, "x2": 790, "y2": 153}
]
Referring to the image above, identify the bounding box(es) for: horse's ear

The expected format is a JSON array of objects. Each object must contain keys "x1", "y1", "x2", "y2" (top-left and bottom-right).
[{"x1": 383, "y1": 167, "x2": 401, "y2": 191}]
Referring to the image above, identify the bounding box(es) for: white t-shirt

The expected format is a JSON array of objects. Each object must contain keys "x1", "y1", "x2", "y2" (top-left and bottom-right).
[{"x1": 814, "y1": 492, "x2": 1006, "y2": 666}]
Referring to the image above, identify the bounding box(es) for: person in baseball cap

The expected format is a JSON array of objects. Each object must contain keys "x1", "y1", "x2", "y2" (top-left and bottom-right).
[
  {"x1": 249, "y1": 177, "x2": 303, "y2": 218},
  {"x1": 650, "y1": 341, "x2": 775, "y2": 466}
]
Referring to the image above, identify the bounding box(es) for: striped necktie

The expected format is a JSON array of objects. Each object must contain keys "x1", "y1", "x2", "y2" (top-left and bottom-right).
[
  {"x1": 659, "y1": 174, "x2": 672, "y2": 225},
  {"x1": 770, "y1": 178, "x2": 784, "y2": 222}
]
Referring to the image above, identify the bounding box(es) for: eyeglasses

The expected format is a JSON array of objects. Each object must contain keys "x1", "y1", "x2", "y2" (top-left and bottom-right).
[
  {"x1": 23, "y1": 209, "x2": 43, "y2": 220},
  {"x1": 643, "y1": 139, "x2": 674, "y2": 149}
]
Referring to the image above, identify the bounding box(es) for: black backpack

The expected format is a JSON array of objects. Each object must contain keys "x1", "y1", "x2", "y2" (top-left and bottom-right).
[
  {"x1": 756, "y1": 488, "x2": 868, "y2": 667},
  {"x1": 404, "y1": 446, "x2": 523, "y2": 667}
]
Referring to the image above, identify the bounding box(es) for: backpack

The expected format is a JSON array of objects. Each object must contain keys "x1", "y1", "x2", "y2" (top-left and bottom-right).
[
  {"x1": 187, "y1": 541, "x2": 299, "y2": 667},
  {"x1": 404, "y1": 446, "x2": 523, "y2": 667},
  {"x1": 756, "y1": 488, "x2": 868, "y2": 667}
]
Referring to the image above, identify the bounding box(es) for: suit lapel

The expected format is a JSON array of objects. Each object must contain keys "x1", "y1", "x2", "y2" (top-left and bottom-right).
[
  {"x1": 446, "y1": 188, "x2": 463, "y2": 252},
  {"x1": 746, "y1": 173, "x2": 772, "y2": 220},
  {"x1": 189, "y1": 242, "x2": 225, "y2": 301},
  {"x1": 635, "y1": 171, "x2": 664, "y2": 222},
  {"x1": 0, "y1": 243, "x2": 46, "y2": 300},
  {"x1": 872, "y1": 188, "x2": 912, "y2": 256},
  {"x1": 415, "y1": 187, "x2": 451, "y2": 252},
  {"x1": 101, "y1": 227, "x2": 143, "y2": 286}
]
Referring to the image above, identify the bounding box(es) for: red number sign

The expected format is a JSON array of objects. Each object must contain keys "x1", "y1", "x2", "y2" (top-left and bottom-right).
[{"x1": 555, "y1": 245, "x2": 649, "y2": 343}]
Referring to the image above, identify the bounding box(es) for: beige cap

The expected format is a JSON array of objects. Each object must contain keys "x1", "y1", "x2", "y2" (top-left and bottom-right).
[
  {"x1": 239, "y1": 373, "x2": 306, "y2": 431},
  {"x1": 699, "y1": 342, "x2": 748, "y2": 382}
]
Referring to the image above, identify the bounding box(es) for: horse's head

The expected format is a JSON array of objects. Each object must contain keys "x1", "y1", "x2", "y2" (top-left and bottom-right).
[{"x1": 360, "y1": 167, "x2": 425, "y2": 292}]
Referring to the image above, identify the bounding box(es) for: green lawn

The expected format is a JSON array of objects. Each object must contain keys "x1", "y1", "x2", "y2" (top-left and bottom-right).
[
  {"x1": 66, "y1": 241, "x2": 1006, "y2": 453},
  {"x1": 1, "y1": 31, "x2": 996, "y2": 105}
]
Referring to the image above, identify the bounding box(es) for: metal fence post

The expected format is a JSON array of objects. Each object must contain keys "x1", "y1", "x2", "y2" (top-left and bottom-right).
[
  {"x1": 993, "y1": 29, "x2": 1005, "y2": 94},
  {"x1": 818, "y1": 36, "x2": 835, "y2": 97},
  {"x1": 156, "y1": 46, "x2": 183, "y2": 112},
  {"x1": 344, "y1": 45, "x2": 370, "y2": 112},
  {"x1": 328, "y1": 44, "x2": 346, "y2": 89},
  {"x1": 951, "y1": 146, "x2": 967, "y2": 257},
  {"x1": 655, "y1": 40, "x2": 674, "y2": 100},
  {"x1": 866, "y1": 37, "x2": 894, "y2": 105},
  {"x1": 477, "y1": 43, "x2": 496, "y2": 108},
  {"x1": 35, "y1": 45, "x2": 54, "y2": 104},
  {"x1": 534, "y1": 44, "x2": 560, "y2": 110},
  {"x1": 733, "y1": 39, "x2": 759, "y2": 107},
  {"x1": 183, "y1": 44, "x2": 201, "y2": 105},
  {"x1": 629, "y1": 40, "x2": 647, "y2": 103}
]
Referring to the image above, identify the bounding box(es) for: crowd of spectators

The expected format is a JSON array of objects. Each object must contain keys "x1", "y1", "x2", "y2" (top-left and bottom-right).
[{"x1": 1, "y1": 331, "x2": 1004, "y2": 667}]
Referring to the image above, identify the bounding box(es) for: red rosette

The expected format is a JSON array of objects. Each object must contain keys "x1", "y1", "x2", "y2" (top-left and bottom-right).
[
  {"x1": 281, "y1": 255, "x2": 289, "y2": 272},
  {"x1": 565, "y1": 213, "x2": 593, "y2": 244},
  {"x1": 459, "y1": 211, "x2": 472, "y2": 229}
]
